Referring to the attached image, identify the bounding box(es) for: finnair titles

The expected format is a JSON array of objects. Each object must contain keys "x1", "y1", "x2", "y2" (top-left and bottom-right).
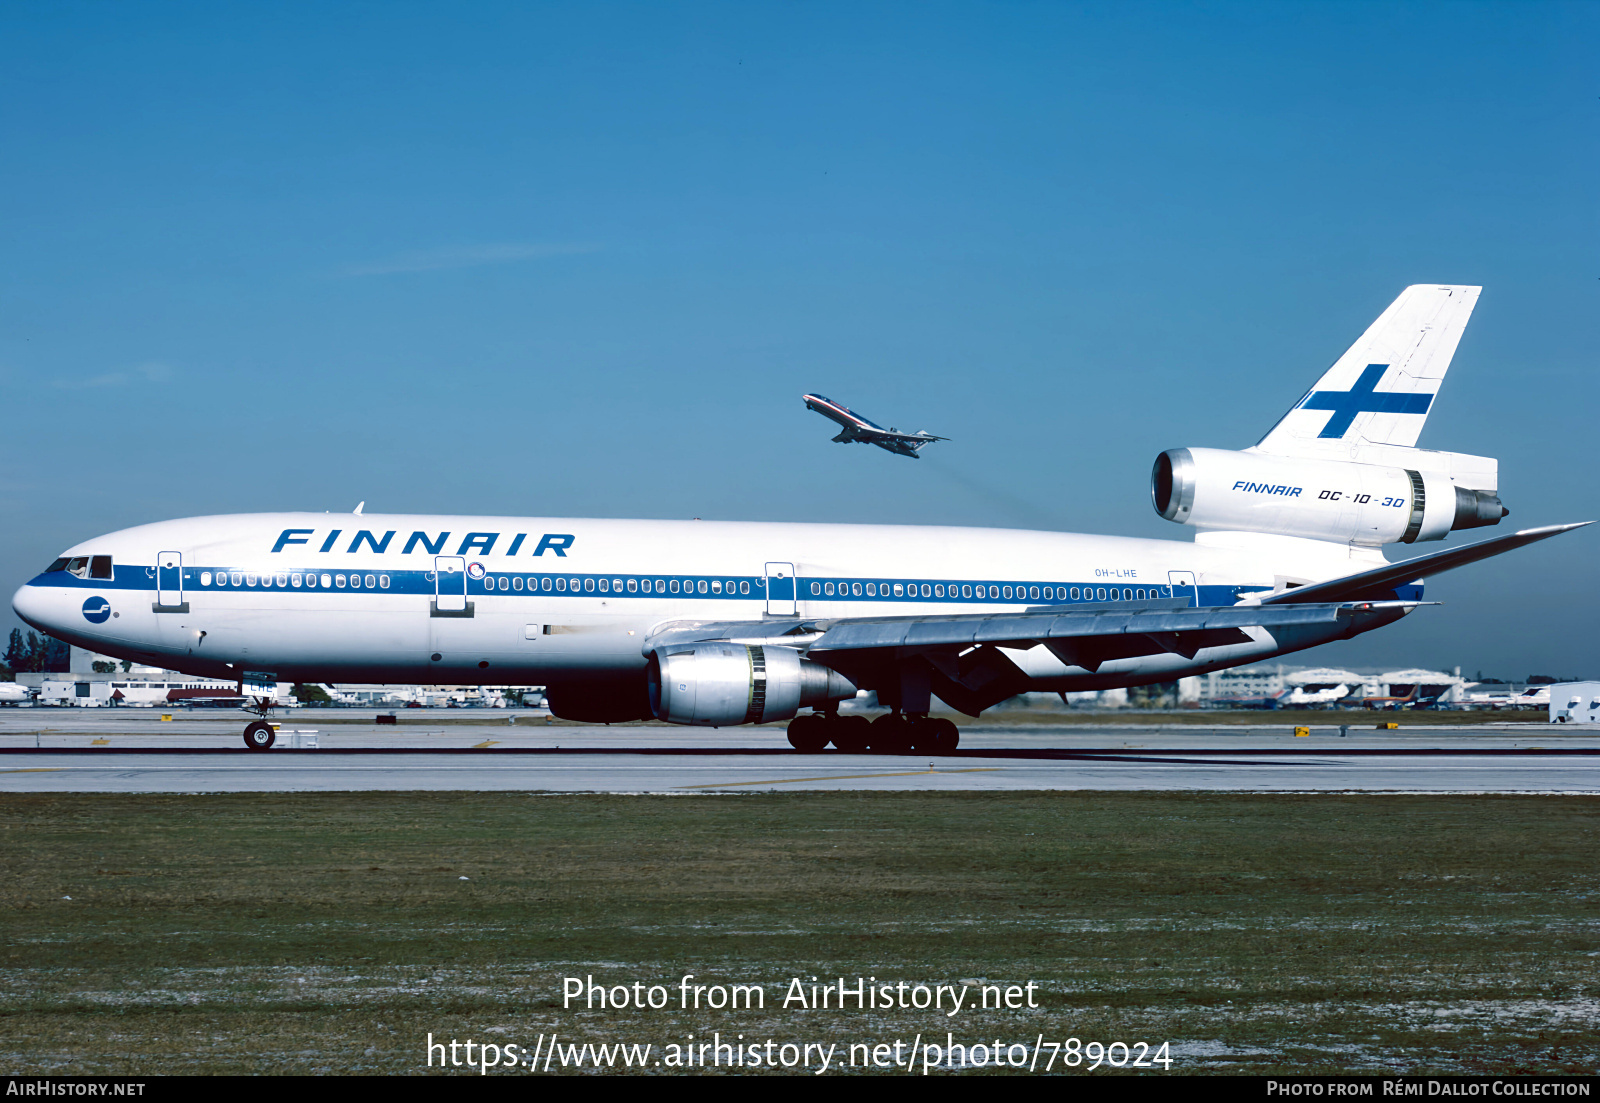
[{"x1": 13, "y1": 285, "x2": 1587, "y2": 753}]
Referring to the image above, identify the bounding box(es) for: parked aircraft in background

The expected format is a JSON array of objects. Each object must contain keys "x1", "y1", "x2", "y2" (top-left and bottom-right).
[
  {"x1": 1363, "y1": 685, "x2": 1422, "y2": 710},
  {"x1": 12, "y1": 286, "x2": 1587, "y2": 752},
  {"x1": 802, "y1": 394, "x2": 948, "y2": 458},
  {"x1": 1279, "y1": 682, "x2": 1351, "y2": 708},
  {"x1": 0, "y1": 683, "x2": 31, "y2": 705},
  {"x1": 1510, "y1": 685, "x2": 1552, "y2": 709},
  {"x1": 1462, "y1": 686, "x2": 1553, "y2": 710}
]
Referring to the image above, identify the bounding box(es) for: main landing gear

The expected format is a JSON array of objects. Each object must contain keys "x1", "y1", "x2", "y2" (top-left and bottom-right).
[{"x1": 786, "y1": 712, "x2": 959, "y2": 754}]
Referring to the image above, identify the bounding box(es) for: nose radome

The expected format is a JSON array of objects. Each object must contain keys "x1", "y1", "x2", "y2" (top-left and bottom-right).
[{"x1": 11, "y1": 581, "x2": 53, "y2": 632}]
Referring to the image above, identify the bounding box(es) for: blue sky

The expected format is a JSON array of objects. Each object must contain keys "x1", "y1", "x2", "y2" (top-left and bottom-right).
[{"x1": 2, "y1": 1, "x2": 1596, "y2": 677}]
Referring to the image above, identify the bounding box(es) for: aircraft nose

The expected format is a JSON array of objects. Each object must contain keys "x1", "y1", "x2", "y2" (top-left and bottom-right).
[{"x1": 11, "y1": 580, "x2": 57, "y2": 633}]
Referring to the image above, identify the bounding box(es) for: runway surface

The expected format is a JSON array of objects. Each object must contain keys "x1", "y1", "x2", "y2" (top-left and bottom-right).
[{"x1": 2, "y1": 708, "x2": 1596, "y2": 793}]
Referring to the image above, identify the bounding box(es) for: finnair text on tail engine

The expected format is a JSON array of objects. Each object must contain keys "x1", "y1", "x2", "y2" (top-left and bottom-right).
[
  {"x1": 13, "y1": 286, "x2": 1587, "y2": 752},
  {"x1": 1233, "y1": 483, "x2": 1304, "y2": 498}
]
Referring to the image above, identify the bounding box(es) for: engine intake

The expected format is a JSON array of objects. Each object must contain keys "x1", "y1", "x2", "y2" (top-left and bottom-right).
[
  {"x1": 648, "y1": 643, "x2": 858, "y2": 726},
  {"x1": 1152, "y1": 447, "x2": 1506, "y2": 546}
]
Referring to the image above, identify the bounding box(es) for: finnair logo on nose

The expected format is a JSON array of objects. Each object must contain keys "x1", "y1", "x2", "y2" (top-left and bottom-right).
[{"x1": 82, "y1": 596, "x2": 111, "y2": 624}]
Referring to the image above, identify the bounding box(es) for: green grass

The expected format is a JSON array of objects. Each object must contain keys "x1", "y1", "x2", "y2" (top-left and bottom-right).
[{"x1": 2, "y1": 792, "x2": 1597, "y2": 1074}]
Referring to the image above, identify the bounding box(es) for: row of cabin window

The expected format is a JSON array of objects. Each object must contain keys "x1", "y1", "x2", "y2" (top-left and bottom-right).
[
  {"x1": 489, "y1": 577, "x2": 1160, "y2": 600},
  {"x1": 486, "y1": 576, "x2": 750, "y2": 595},
  {"x1": 490, "y1": 578, "x2": 1164, "y2": 601},
  {"x1": 194, "y1": 572, "x2": 1159, "y2": 603},
  {"x1": 202, "y1": 571, "x2": 389, "y2": 590},
  {"x1": 810, "y1": 582, "x2": 1162, "y2": 601}
]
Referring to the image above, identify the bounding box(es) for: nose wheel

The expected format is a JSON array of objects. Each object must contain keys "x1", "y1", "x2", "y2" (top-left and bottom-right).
[{"x1": 243, "y1": 720, "x2": 275, "y2": 751}]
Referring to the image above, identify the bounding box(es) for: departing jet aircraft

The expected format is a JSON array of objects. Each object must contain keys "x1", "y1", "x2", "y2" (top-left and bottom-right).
[
  {"x1": 802, "y1": 394, "x2": 948, "y2": 458},
  {"x1": 12, "y1": 286, "x2": 1587, "y2": 753}
]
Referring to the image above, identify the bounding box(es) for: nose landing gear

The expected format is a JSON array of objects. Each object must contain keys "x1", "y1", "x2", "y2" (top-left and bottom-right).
[
  {"x1": 241, "y1": 690, "x2": 279, "y2": 750},
  {"x1": 243, "y1": 720, "x2": 275, "y2": 750}
]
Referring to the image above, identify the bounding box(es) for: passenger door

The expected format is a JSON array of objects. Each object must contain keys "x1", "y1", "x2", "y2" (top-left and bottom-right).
[
  {"x1": 155, "y1": 551, "x2": 187, "y2": 612},
  {"x1": 434, "y1": 556, "x2": 468, "y2": 613},
  {"x1": 765, "y1": 562, "x2": 796, "y2": 616}
]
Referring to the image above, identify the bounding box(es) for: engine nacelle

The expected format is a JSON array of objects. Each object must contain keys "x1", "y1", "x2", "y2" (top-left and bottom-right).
[
  {"x1": 648, "y1": 643, "x2": 858, "y2": 726},
  {"x1": 1152, "y1": 447, "x2": 1507, "y2": 546}
]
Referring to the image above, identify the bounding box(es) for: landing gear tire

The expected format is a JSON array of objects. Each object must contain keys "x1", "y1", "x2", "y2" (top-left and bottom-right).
[
  {"x1": 871, "y1": 713, "x2": 911, "y2": 755},
  {"x1": 832, "y1": 715, "x2": 872, "y2": 754},
  {"x1": 924, "y1": 717, "x2": 959, "y2": 753},
  {"x1": 903, "y1": 716, "x2": 927, "y2": 753},
  {"x1": 908, "y1": 717, "x2": 940, "y2": 752},
  {"x1": 243, "y1": 720, "x2": 275, "y2": 751},
  {"x1": 786, "y1": 713, "x2": 830, "y2": 753}
]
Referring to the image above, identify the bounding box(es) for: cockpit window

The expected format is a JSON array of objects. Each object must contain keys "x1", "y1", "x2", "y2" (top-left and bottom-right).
[
  {"x1": 90, "y1": 556, "x2": 113, "y2": 580},
  {"x1": 46, "y1": 558, "x2": 70, "y2": 573},
  {"x1": 66, "y1": 557, "x2": 90, "y2": 579}
]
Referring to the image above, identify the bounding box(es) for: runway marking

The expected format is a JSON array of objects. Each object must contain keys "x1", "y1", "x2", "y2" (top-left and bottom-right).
[
  {"x1": 473, "y1": 740, "x2": 501, "y2": 749},
  {"x1": 679, "y1": 768, "x2": 1002, "y2": 789},
  {"x1": 0, "y1": 768, "x2": 65, "y2": 774}
]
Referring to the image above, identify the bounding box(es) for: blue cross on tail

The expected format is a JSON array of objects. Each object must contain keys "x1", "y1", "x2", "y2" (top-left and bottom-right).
[{"x1": 1300, "y1": 363, "x2": 1433, "y2": 440}]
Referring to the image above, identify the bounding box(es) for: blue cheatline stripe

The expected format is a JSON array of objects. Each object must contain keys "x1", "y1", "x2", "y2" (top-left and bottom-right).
[{"x1": 28, "y1": 565, "x2": 1424, "y2": 607}]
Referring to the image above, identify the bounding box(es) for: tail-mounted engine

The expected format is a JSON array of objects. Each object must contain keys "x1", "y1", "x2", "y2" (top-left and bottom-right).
[
  {"x1": 648, "y1": 643, "x2": 858, "y2": 726},
  {"x1": 1152, "y1": 447, "x2": 1507, "y2": 546}
]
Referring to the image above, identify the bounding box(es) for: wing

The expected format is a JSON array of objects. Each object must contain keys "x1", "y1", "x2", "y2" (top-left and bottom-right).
[
  {"x1": 640, "y1": 521, "x2": 1588, "y2": 715},
  {"x1": 863, "y1": 429, "x2": 950, "y2": 444},
  {"x1": 871, "y1": 437, "x2": 920, "y2": 457},
  {"x1": 1260, "y1": 522, "x2": 1589, "y2": 605},
  {"x1": 641, "y1": 600, "x2": 1413, "y2": 715}
]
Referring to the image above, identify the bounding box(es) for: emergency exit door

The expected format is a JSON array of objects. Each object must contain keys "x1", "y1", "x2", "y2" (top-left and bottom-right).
[{"x1": 1168, "y1": 570, "x2": 1197, "y2": 608}]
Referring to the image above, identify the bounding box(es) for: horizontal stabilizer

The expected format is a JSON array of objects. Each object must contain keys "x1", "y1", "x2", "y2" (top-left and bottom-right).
[{"x1": 1262, "y1": 522, "x2": 1591, "y2": 606}]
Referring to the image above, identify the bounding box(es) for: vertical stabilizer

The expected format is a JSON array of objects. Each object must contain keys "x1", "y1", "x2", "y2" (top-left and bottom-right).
[{"x1": 1254, "y1": 285, "x2": 1480, "y2": 461}]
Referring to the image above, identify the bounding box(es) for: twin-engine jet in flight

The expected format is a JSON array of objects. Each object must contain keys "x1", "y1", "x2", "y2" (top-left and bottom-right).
[
  {"x1": 802, "y1": 394, "x2": 948, "y2": 458},
  {"x1": 12, "y1": 286, "x2": 1588, "y2": 754}
]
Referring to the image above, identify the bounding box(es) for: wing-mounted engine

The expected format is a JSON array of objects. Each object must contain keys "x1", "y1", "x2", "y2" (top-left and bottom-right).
[
  {"x1": 1152, "y1": 447, "x2": 1507, "y2": 546},
  {"x1": 648, "y1": 643, "x2": 858, "y2": 726}
]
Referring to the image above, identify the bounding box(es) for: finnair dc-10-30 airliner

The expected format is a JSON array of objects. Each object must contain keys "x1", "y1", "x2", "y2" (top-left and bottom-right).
[{"x1": 12, "y1": 286, "x2": 1587, "y2": 751}]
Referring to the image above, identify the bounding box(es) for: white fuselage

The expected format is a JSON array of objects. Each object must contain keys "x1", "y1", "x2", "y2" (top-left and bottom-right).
[{"x1": 11, "y1": 512, "x2": 1399, "y2": 698}]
